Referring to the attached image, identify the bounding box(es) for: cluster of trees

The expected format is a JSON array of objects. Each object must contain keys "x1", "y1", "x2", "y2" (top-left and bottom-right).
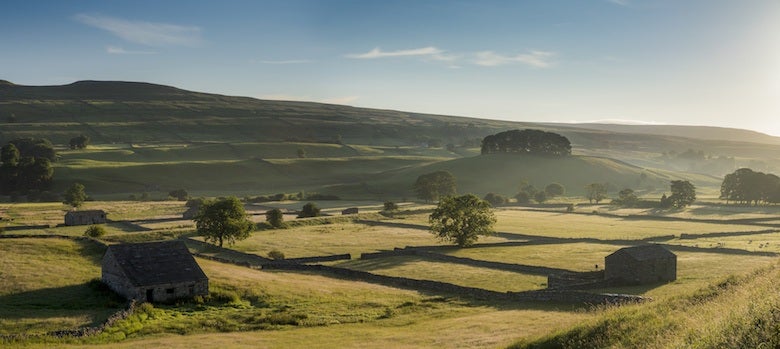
[
  {"x1": 481, "y1": 129, "x2": 571, "y2": 156},
  {"x1": 0, "y1": 138, "x2": 56, "y2": 195},
  {"x1": 247, "y1": 192, "x2": 340, "y2": 203},
  {"x1": 413, "y1": 171, "x2": 457, "y2": 202},
  {"x1": 609, "y1": 180, "x2": 697, "y2": 209},
  {"x1": 69, "y1": 135, "x2": 90, "y2": 150},
  {"x1": 662, "y1": 180, "x2": 697, "y2": 208},
  {"x1": 585, "y1": 183, "x2": 608, "y2": 204},
  {"x1": 514, "y1": 182, "x2": 565, "y2": 204},
  {"x1": 720, "y1": 168, "x2": 780, "y2": 205}
]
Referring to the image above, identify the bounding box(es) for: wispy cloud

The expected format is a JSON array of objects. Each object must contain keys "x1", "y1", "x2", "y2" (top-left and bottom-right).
[
  {"x1": 106, "y1": 46, "x2": 155, "y2": 55},
  {"x1": 256, "y1": 59, "x2": 312, "y2": 65},
  {"x1": 346, "y1": 46, "x2": 444, "y2": 59},
  {"x1": 606, "y1": 0, "x2": 630, "y2": 6},
  {"x1": 74, "y1": 14, "x2": 203, "y2": 47},
  {"x1": 474, "y1": 50, "x2": 556, "y2": 68},
  {"x1": 346, "y1": 46, "x2": 555, "y2": 69}
]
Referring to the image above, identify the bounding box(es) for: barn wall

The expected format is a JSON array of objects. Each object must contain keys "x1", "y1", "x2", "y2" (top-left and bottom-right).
[
  {"x1": 65, "y1": 212, "x2": 107, "y2": 226},
  {"x1": 101, "y1": 251, "x2": 139, "y2": 300},
  {"x1": 141, "y1": 280, "x2": 209, "y2": 303}
]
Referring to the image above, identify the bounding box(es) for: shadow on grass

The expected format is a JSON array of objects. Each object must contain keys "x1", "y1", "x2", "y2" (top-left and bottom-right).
[
  {"x1": 0, "y1": 281, "x2": 124, "y2": 327},
  {"x1": 335, "y1": 255, "x2": 423, "y2": 271}
]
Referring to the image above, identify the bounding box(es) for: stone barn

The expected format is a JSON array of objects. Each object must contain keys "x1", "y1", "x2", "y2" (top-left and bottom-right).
[
  {"x1": 64, "y1": 210, "x2": 107, "y2": 226},
  {"x1": 605, "y1": 245, "x2": 676, "y2": 285},
  {"x1": 341, "y1": 207, "x2": 359, "y2": 215},
  {"x1": 101, "y1": 240, "x2": 208, "y2": 303}
]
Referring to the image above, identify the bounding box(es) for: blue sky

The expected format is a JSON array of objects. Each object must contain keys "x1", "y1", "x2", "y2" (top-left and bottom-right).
[{"x1": 2, "y1": 0, "x2": 779, "y2": 135}]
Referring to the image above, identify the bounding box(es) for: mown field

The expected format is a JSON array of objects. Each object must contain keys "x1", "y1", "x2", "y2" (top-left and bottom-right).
[{"x1": 3, "y1": 200, "x2": 780, "y2": 348}]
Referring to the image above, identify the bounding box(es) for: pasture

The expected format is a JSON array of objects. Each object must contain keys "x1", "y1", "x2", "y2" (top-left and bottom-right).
[{"x1": 2, "y1": 200, "x2": 780, "y2": 348}]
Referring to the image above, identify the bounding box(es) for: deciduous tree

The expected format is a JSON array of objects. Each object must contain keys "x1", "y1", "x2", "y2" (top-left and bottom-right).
[
  {"x1": 194, "y1": 197, "x2": 253, "y2": 247},
  {"x1": 298, "y1": 202, "x2": 321, "y2": 218},
  {"x1": 429, "y1": 194, "x2": 496, "y2": 247},
  {"x1": 63, "y1": 183, "x2": 87, "y2": 208},
  {"x1": 668, "y1": 180, "x2": 696, "y2": 208},
  {"x1": 585, "y1": 183, "x2": 607, "y2": 204},
  {"x1": 266, "y1": 208, "x2": 285, "y2": 228},
  {"x1": 413, "y1": 171, "x2": 456, "y2": 202},
  {"x1": 544, "y1": 183, "x2": 565, "y2": 197}
]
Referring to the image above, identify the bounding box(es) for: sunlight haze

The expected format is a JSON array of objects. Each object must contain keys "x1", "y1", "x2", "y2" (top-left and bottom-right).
[{"x1": 1, "y1": 0, "x2": 778, "y2": 135}]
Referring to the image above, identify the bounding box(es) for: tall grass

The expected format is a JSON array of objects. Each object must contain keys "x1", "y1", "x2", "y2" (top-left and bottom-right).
[{"x1": 509, "y1": 262, "x2": 780, "y2": 349}]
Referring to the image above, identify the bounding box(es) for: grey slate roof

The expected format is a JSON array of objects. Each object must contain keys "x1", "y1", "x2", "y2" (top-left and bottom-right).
[
  {"x1": 608, "y1": 245, "x2": 675, "y2": 261},
  {"x1": 66, "y1": 210, "x2": 106, "y2": 217},
  {"x1": 106, "y1": 240, "x2": 207, "y2": 287}
]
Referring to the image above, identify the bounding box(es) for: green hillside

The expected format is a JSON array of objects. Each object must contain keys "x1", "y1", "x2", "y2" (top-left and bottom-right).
[
  {"x1": 364, "y1": 153, "x2": 722, "y2": 198},
  {"x1": 1, "y1": 80, "x2": 777, "y2": 198}
]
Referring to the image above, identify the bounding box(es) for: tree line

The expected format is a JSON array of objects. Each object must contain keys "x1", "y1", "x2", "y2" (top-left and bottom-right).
[
  {"x1": 720, "y1": 168, "x2": 780, "y2": 205},
  {"x1": 481, "y1": 129, "x2": 571, "y2": 156}
]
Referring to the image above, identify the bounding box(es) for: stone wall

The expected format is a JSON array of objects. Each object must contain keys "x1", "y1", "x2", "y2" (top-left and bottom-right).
[{"x1": 262, "y1": 261, "x2": 646, "y2": 304}]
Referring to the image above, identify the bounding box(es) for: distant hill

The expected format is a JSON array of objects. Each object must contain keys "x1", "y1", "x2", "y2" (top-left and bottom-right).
[
  {"x1": 1, "y1": 79, "x2": 779, "y2": 198},
  {"x1": 551, "y1": 123, "x2": 780, "y2": 146}
]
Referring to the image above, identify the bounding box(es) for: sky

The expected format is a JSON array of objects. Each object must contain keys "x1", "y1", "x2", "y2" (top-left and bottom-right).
[{"x1": 1, "y1": 0, "x2": 779, "y2": 136}]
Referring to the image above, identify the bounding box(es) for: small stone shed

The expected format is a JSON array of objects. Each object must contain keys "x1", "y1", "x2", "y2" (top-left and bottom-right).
[
  {"x1": 341, "y1": 207, "x2": 359, "y2": 215},
  {"x1": 605, "y1": 244, "x2": 677, "y2": 285},
  {"x1": 64, "y1": 210, "x2": 107, "y2": 226},
  {"x1": 101, "y1": 240, "x2": 208, "y2": 303}
]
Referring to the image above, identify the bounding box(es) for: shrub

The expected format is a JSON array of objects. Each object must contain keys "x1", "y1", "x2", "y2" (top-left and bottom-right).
[
  {"x1": 84, "y1": 225, "x2": 107, "y2": 238},
  {"x1": 483, "y1": 193, "x2": 507, "y2": 206},
  {"x1": 515, "y1": 191, "x2": 531, "y2": 204},
  {"x1": 298, "y1": 202, "x2": 321, "y2": 218},
  {"x1": 268, "y1": 249, "x2": 285, "y2": 260},
  {"x1": 265, "y1": 208, "x2": 285, "y2": 228}
]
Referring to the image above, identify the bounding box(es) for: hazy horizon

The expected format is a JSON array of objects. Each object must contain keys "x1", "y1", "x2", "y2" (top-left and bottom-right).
[{"x1": 2, "y1": 0, "x2": 778, "y2": 136}]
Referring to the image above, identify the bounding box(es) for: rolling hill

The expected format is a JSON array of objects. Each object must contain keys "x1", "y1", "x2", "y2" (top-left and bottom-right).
[{"x1": 0, "y1": 80, "x2": 777, "y2": 198}]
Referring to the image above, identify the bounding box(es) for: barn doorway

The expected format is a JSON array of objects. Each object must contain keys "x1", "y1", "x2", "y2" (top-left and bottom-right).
[{"x1": 146, "y1": 289, "x2": 154, "y2": 302}]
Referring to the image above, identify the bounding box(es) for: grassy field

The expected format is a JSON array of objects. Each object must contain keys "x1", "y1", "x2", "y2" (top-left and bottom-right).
[
  {"x1": 3, "y1": 200, "x2": 780, "y2": 348},
  {"x1": 0, "y1": 238, "x2": 121, "y2": 335}
]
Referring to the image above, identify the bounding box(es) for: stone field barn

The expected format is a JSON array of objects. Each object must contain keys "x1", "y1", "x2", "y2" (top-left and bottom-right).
[
  {"x1": 64, "y1": 210, "x2": 107, "y2": 226},
  {"x1": 605, "y1": 244, "x2": 677, "y2": 285},
  {"x1": 101, "y1": 240, "x2": 208, "y2": 303}
]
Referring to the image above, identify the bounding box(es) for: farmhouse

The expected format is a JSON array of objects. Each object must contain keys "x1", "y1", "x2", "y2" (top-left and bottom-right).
[
  {"x1": 101, "y1": 240, "x2": 208, "y2": 303},
  {"x1": 605, "y1": 244, "x2": 676, "y2": 285},
  {"x1": 64, "y1": 210, "x2": 107, "y2": 226}
]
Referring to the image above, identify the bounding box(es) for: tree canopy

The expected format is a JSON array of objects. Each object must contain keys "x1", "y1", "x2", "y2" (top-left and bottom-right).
[
  {"x1": 69, "y1": 135, "x2": 90, "y2": 150},
  {"x1": 481, "y1": 129, "x2": 571, "y2": 156},
  {"x1": 429, "y1": 194, "x2": 496, "y2": 247},
  {"x1": 720, "y1": 168, "x2": 780, "y2": 205},
  {"x1": 544, "y1": 183, "x2": 565, "y2": 197},
  {"x1": 585, "y1": 183, "x2": 608, "y2": 204},
  {"x1": 413, "y1": 170, "x2": 457, "y2": 202},
  {"x1": 0, "y1": 139, "x2": 55, "y2": 195},
  {"x1": 168, "y1": 189, "x2": 189, "y2": 201},
  {"x1": 298, "y1": 202, "x2": 321, "y2": 218},
  {"x1": 194, "y1": 197, "x2": 254, "y2": 247},
  {"x1": 63, "y1": 183, "x2": 87, "y2": 208},
  {"x1": 667, "y1": 180, "x2": 696, "y2": 208},
  {"x1": 266, "y1": 208, "x2": 285, "y2": 228}
]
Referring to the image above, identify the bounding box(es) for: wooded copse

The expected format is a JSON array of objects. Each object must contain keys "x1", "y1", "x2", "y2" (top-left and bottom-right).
[
  {"x1": 481, "y1": 129, "x2": 571, "y2": 156},
  {"x1": 721, "y1": 168, "x2": 780, "y2": 205},
  {"x1": 0, "y1": 138, "x2": 56, "y2": 195}
]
